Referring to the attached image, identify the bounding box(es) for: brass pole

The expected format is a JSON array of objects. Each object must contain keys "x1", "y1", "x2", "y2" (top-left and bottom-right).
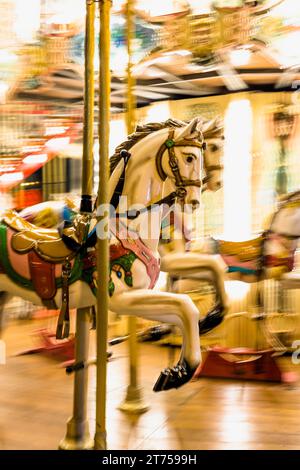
[
  {"x1": 81, "y1": 0, "x2": 95, "y2": 212},
  {"x1": 94, "y1": 0, "x2": 111, "y2": 451},
  {"x1": 118, "y1": 0, "x2": 149, "y2": 415},
  {"x1": 125, "y1": 0, "x2": 135, "y2": 136},
  {"x1": 59, "y1": 0, "x2": 95, "y2": 450},
  {"x1": 59, "y1": 308, "x2": 94, "y2": 450}
]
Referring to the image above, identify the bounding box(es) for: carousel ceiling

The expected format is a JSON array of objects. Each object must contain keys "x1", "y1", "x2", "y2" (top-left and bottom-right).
[
  {"x1": 6, "y1": 0, "x2": 300, "y2": 112},
  {"x1": 1, "y1": 0, "x2": 300, "y2": 191}
]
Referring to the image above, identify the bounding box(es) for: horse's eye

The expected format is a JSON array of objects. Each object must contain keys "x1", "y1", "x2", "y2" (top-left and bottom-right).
[
  {"x1": 186, "y1": 155, "x2": 194, "y2": 163},
  {"x1": 210, "y1": 144, "x2": 218, "y2": 152}
]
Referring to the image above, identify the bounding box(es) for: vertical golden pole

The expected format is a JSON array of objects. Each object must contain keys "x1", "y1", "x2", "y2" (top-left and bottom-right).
[
  {"x1": 81, "y1": 0, "x2": 95, "y2": 212},
  {"x1": 125, "y1": 0, "x2": 135, "y2": 136},
  {"x1": 118, "y1": 0, "x2": 149, "y2": 415},
  {"x1": 94, "y1": 0, "x2": 111, "y2": 451},
  {"x1": 59, "y1": 0, "x2": 95, "y2": 450}
]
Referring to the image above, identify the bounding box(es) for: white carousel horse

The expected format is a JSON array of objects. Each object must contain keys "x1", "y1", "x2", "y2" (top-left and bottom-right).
[
  {"x1": 0, "y1": 117, "x2": 205, "y2": 392},
  {"x1": 200, "y1": 190, "x2": 300, "y2": 284},
  {"x1": 158, "y1": 117, "x2": 229, "y2": 335},
  {"x1": 154, "y1": 187, "x2": 300, "y2": 335},
  {"x1": 19, "y1": 117, "x2": 228, "y2": 337}
]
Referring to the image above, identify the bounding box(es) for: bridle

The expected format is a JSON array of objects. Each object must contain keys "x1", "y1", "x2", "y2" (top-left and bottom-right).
[
  {"x1": 155, "y1": 128, "x2": 204, "y2": 201},
  {"x1": 201, "y1": 144, "x2": 224, "y2": 186},
  {"x1": 82, "y1": 127, "x2": 205, "y2": 247},
  {"x1": 110, "y1": 127, "x2": 204, "y2": 220}
]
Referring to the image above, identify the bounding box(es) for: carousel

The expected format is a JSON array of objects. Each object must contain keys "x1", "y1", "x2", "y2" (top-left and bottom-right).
[{"x1": 1, "y1": 0, "x2": 300, "y2": 451}]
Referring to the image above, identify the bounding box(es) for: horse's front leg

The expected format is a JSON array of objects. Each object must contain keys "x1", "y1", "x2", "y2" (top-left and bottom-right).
[{"x1": 109, "y1": 289, "x2": 201, "y2": 392}]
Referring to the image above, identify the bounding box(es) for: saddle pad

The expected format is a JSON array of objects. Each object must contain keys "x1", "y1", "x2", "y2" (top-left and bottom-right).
[
  {"x1": 3, "y1": 210, "x2": 75, "y2": 263},
  {"x1": 11, "y1": 231, "x2": 74, "y2": 262},
  {"x1": 3, "y1": 210, "x2": 59, "y2": 238},
  {"x1": 28, "y1": 251, "x2": 57, "y2": 300},
  {"x1": 0, "y1": 223, "x2": 83, "y2": 294}
]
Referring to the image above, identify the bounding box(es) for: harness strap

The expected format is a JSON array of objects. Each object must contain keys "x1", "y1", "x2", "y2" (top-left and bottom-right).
[
  {"x1": 156, "y1": 129, "x2": 203, "y2": 188},
  {"x1": 56, "y1": 257, "x2": 71, "y2": 339},
  {"x1": 110, "y1": 149, "x2": 131, "y2": 210},
  {"x1": 119, "y1": 191, "x2": 179, "y2": 220}
]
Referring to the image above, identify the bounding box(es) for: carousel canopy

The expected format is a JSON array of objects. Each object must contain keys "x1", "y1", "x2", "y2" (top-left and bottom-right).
[{"x1": 5, "y1": 0, "x2": 300, "y2": 112}]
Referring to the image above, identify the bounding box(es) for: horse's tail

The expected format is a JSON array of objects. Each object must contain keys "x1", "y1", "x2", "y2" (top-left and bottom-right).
[{"x1": 198, "y1": 303, "x2": 225, "y2": 335}]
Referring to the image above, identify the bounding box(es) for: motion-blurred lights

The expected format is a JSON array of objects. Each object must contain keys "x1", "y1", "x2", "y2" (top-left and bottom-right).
[
  {"x1": 45, "y1": 126, "x2": 67, "y2": 136},
  {"x1": 0, "y1": 172, "x2": 24, "y2": 184},
  {"x1": 0, "y1": 166, "x2": 15, "y2": 172},
  {"x1": 229, "y1": 48, "x2": 251, "y2": 67},
  {"x1": 272, "y1": 31, "x2": 300, "y2": 67},
  {"x1": 0, "y1": 81, "x2": 9, "y2": 104},
  {"x1": 44, "y1": 0, "x2": 85, "y2": 25},
  {"x1": 0, "y1": 51, "x2": 17, "y2": 64},
  {"x1": 135, "y1": 0, "x2": 185, "y2": 17},
  {"x1": 45, "y1": 137, "x2": 70, "y2": 152},
  {"x1": 23, "y1": 154, "x2": 48, "y2": 165},
  {"x1": 226, "y1": 281, "x2": 250, "y2": 301},
  {"x1": 224, "y1": 99, "x2": 252, "y2": 241},
  {"x1": 14, "y1": 0, "x2": 40, "y2": 43},
  {"x1": 22, "y1": 145, "x2": 42, "y2": 153}
]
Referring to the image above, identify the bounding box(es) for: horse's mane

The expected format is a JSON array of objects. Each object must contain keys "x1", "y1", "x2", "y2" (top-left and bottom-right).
[
  {"x1": 202, "y1": 117, "x2": 224, "y2": 139},
  {"x1": 109, "y1": 118, "x2": 185, "y2": 175},
  {"x1": 279, "y1": 190, "x2": 300, "y2": 205},
  {"x1": 266, "y1": 190, "x2": 300, "y2": 230}
]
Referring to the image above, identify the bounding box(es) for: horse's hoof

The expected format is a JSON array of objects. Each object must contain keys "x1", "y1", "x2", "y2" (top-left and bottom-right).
[
  {"x1": 198, "y1": 303, "x2": 225, "y2": 335},
  {"x1": 153, "y1": 360, "x2": 195, "y2": 392}
]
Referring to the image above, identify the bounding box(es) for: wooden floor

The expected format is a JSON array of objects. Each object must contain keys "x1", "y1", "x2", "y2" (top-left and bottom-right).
[{"x1": 1, "y1": 316, "x2": 300, "y2": 450}]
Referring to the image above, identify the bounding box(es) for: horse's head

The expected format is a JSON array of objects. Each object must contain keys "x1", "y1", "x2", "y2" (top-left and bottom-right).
[
  {"x1": 270, "y1": 191, "x2": 300, "y2": 238},
  {"x1": 202, "y1": 117, "x2": 224, "y2": 192},
  {"x1": 157, "y1": 117, "x2": 204, "y2": 211}
]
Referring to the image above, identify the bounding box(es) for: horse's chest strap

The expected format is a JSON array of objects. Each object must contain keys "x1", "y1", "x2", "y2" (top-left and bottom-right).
[{"x1": 56, "y1": 258, "x2": 71, "y2": 339}]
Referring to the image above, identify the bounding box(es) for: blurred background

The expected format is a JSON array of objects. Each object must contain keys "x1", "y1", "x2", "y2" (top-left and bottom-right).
[
  {"x1": 3, "y1": 0, "x2": 300, "y2": 451},
  {"x1": 2, "y1": 0, "x2": 300, "y2": 351},
  {"x1": 1, "y1": 0, "x2": 300, "y2": 227}
]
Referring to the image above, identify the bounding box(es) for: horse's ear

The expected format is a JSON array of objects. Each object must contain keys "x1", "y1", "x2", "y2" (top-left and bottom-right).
[
  {"x1": 202, "y1": 117, "x2": 216, "y2": 134},
  {"x1": 203, "y1": 116, "x2": 223, "y2": 137},
  {"x1": 175, "y1": 117, "x2": 201, "y2": 141}
]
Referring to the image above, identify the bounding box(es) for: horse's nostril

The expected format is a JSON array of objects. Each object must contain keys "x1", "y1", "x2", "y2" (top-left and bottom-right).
[{"x1": 191, "y1": 199, "x2": 200, "y2": 209}]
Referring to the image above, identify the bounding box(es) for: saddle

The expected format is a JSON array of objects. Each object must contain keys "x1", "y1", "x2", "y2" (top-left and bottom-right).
[
  {"x1": 2, "y1": 210, "x2": 91, "y2": 340},
  {"x1": 3, "y1": 210, "x2": 89, "y2": 263},
  {"x1": 218, "y1": 235, "x2": 263, "y2": 262}
]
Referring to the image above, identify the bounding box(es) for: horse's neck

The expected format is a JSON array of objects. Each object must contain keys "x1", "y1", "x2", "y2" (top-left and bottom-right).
[
  {"x1": 159, "y1": 207, "x2": 193, "y2": 257},
  {"x1": 122, "y1": 207, "x2": 163, "y2": 256},
  {"x1": 270, "y1": 203, "x2": 300, "y2": 239},
  {"x1": 109, "y1": 158, "x2": 125, "y2": 203},
  {"x1": 122, "y1": 159, "x2": 163, "y2": 207},
  {"x1": 121, "y1": 133, "x2": 165, "y2": 208},
  {"x1": 114, "y1": 135, "x2": 166, "y2": 255}
]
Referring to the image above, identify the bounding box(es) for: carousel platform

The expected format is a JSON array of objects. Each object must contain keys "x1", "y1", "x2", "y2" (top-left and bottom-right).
[{"x1": 1, "y1": 317, "x2": 300, "y2": 450}]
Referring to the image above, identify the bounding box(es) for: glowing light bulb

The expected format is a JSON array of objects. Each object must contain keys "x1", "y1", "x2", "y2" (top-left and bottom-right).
[
  {"x1": 23, "y1": 154, "x2": 48, "y2": 165},
  {"x1": 0, "y1": 172, "x2": 24, "y2": 184},
  {"x1": 229, "y1": 48, "x2": 251, "y2": 67},
  {"x1": 45, "y1": 137, "x2": 70, "y2": 152}
]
